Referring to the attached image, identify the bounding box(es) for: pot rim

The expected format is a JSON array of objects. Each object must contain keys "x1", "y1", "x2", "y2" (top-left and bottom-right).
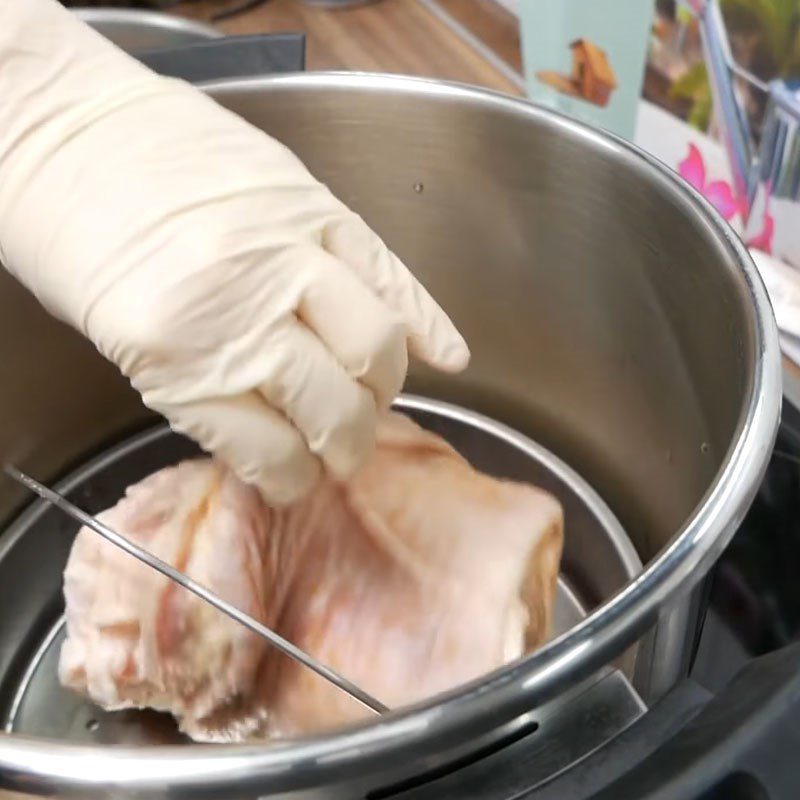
[
  {"x1": 0, "y1": 72, "x2": 782, "y2": 797},
  {"x1": 72, "y1": 7, "x2": 222, "y2": 43}
]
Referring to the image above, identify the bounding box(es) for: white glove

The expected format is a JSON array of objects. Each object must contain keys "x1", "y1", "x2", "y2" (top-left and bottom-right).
[{"x1": 0, "y1": 0, "x2": 469, "y2": 503}]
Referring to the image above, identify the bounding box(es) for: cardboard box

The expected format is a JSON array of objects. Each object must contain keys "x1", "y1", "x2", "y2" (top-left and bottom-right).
[{"x1": 521, "y1": 1, "x2": 653, "y2": 140}]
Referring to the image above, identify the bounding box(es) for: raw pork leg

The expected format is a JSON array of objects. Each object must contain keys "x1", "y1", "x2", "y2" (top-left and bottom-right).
[{"x1": 60, "y1": 412, "x2": 563, "y2": 741}]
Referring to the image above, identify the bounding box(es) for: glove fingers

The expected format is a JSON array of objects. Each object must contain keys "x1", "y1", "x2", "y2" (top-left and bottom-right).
[
  {"x1": 298, "y1": 248, "x2": 408, "y2": 409},
  {"x1": 165, "y1": 392, "x2": 321, "y2": 505},
  {"x1": 323, "y1": 215, "x2": 470, "y2": 372},
  {"x1": 258, "y1": 322, "x2": 377, "y2": 481}
]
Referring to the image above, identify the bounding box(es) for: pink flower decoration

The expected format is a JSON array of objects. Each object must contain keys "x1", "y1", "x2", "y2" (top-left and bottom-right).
[{"x1": 678, "y1": 144, "x2": 741, "y2": 221}]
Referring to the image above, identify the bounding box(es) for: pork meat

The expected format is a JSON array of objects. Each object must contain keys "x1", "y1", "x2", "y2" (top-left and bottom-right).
[{"x1": 60, "y1": 412, "x2": 563, "y2": 741}]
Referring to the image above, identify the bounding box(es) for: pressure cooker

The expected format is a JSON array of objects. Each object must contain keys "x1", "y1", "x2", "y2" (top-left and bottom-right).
[{"x1": 0, "y1": 29, "x2": 793, "y2": 800}]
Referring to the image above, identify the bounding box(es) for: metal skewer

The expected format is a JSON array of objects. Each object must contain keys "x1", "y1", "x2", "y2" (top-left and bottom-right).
[{"x1": 4, "y1": 464, "x2": 389, "y2": 716}]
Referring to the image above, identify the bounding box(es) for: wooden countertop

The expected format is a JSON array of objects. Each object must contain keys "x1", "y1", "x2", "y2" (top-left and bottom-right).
[{"x1": 174, "y1": 0, "x2": 521, "y2": 94}]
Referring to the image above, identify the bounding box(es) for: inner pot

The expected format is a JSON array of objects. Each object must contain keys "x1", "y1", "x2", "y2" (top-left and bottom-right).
[
  {"x1": 0, "y1": 74, "x2": 781, "y2": 797},
  {"x1": 0, "y1": 397, "x2": 640, "y2": 744}
]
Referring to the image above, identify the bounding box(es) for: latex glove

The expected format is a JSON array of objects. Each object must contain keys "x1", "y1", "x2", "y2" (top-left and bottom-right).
[{"x1": 0, "y1": 0, "x2": 469, "y2": 503}]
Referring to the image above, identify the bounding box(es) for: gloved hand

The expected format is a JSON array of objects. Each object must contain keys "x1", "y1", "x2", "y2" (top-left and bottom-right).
[{"x1": 0, "y1": 0, "x2": 469, "y2": 503}]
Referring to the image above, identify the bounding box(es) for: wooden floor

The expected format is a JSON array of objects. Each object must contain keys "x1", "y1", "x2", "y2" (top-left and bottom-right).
[{"x1": 175, "y1": 0, "x2": 522, "y2": 94}]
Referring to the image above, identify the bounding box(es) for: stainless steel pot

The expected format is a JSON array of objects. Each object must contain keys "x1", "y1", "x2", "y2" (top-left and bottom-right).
[
  {"x1": 73, "y1": 7, "x2": 220, "y2": 52},
  {"x1": 0, "y1": 74, "x2": 781, "y2": 797}
]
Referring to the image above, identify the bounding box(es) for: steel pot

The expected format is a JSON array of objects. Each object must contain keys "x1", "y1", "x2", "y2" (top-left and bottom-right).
[
  {"x1": 73, "y1": 7, "x2": 220, "y2": 53},
  {"x1": 0, "y1": 74, "x2": 781, "y2": 797}
]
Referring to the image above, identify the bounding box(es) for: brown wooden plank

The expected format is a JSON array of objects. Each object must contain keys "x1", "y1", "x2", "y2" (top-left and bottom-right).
[
  {"x1": 172, "y1": 0, "x2": 521, "y2": 94},
  {"x1": 432, "y1": 0, "x2": 521, "y2": 73}
]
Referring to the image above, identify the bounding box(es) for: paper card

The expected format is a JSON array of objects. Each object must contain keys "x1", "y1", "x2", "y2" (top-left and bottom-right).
[{"x1": 519, "y1": 1, "x2": 654, "y2": 140}]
